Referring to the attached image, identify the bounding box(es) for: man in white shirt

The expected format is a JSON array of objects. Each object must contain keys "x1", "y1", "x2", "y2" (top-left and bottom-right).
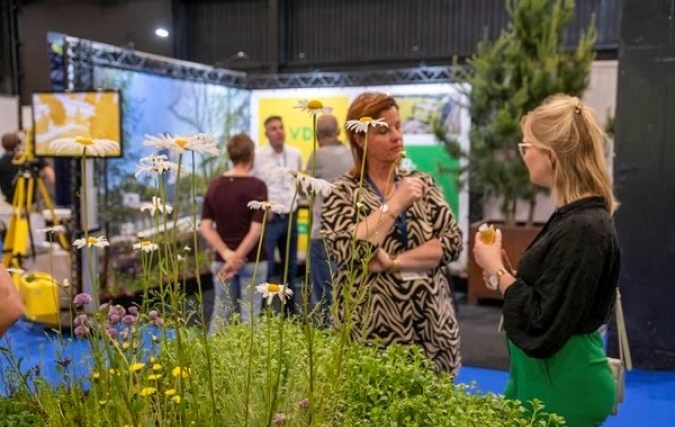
[{"x1": 253, "y1": 116, "x2": 303, "y2": 314}]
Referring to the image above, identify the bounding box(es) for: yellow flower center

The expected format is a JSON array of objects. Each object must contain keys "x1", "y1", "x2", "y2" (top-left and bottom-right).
[
  {"x1": 175, "y1": 138, "x2": 188, "y2": 147},
  {"x1": 307, "y1": 100, "x2": 323, "y2": 109},
  {"x1": 359, "y1": 117, "x2": 373, "y2": 122},
  {"x1": 75, "y1": 137, "x2": 94, "y2": 145},
  {"x1": 267, "y1": 284, "x2": 281, "y2": 293},
  {"x1": 87, "y1": 237, "x2": 98, "y2": 245}
]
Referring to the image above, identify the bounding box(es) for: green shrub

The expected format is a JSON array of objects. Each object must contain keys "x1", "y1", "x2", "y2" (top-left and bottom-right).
[
  {"x1": 5, "y1": 318, "x2": 564, "y2": 426},
  {"x1": 338, "y1": 344, "x2": 564, "y2": 426},
  {"x1": 0, "y1": 398, "x2": 44, "y2": 427}
]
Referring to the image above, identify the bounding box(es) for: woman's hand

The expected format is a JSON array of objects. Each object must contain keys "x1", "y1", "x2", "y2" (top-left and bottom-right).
[
  {"x1": 368, "y1": 248, "x2": 394, "y2": 273},
  {"x1": 473, "y1": 228, "x2": 505, "y2": 275},
  {"x1": 390, "y1": 177, "x2": 425, "y2": 209}
]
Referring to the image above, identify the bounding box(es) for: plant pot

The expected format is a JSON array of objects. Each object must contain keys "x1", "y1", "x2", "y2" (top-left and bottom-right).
[{"x1": 467, "y1": 222, "x2": 542, "y2": 304}]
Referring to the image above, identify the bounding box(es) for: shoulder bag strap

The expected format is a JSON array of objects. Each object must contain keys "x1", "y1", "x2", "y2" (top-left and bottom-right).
[{"x1": 615, "y1": 287, "x2": 633, "y2": 370}]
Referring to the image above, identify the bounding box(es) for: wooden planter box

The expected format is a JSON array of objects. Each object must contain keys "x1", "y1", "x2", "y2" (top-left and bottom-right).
[{"x1": 467, "y1": 223, "x2": 541, "y2": 305}]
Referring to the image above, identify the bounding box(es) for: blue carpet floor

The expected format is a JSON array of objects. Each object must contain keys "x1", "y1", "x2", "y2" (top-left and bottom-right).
[{"x1": 2, "y1": 319, "x2": 674, "y2": 426}]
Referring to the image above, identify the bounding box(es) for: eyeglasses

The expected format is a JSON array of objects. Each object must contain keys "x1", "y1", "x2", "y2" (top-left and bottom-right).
[{"x1": 518, "y1": 143, "x2": 532, "y2": 158}]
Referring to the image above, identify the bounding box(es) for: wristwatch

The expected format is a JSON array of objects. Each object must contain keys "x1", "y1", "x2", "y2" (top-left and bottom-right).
[
  {"x1": 380, "y1": 204, "x2": 397, "y2": 220},
  {"x1": 488, "y1": 268, "x2": 508, "y2": 290}
]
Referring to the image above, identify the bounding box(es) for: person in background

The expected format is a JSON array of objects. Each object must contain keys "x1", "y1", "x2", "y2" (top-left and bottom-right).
[
  {"x1": 321, "y1": 92, "x2": 463, "y2": 375},
  {"x1": 253, "y1": 116, "x2": 303, "y2": 315},
  {"x1": 200, "y1": 133, "x2": 268, "y2": 332},
  {"x1": 0, "y1": 264, "x2": 24, "y2": 337},
  {"x1": 305, "y1": 114, "x2": 353, "y2": 326},
  {"x1": 0, "y1": 132, "x2": 55, "y2": 204},
  {"x1": 473, "y1": 94, "x2": 620, "y2": 427}
]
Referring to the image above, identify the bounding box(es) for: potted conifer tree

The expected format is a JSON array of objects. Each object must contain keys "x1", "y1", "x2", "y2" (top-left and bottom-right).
[{"x1": 437, "y1": 0, "x2": 597, "y2": 303}]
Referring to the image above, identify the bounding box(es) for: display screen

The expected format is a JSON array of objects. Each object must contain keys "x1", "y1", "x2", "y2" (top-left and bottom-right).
[{"x1": 32, "y1": 90, "x2": 122, "y2": 158}]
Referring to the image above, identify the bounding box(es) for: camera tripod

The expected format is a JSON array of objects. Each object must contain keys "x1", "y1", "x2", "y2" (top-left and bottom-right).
[
  {"x1": 2, "y1": 132, "x2": 69, "y2": 277},
  {"x1": 0, "y1": 131, "x2": 77, "y2": 328}
]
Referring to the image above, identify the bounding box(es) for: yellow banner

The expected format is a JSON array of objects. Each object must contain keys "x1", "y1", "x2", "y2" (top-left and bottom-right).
[{"x1": 256, "y1": 96, "x2": 350, "y2": 167}]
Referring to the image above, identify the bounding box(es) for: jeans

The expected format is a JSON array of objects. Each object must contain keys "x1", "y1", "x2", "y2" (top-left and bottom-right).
[
  {"x1": 209, "y1": 260, "x2": 267, "y2": 333},
  {"x1": 309, "y1": 238, "x2": 335, "y2": 326},
  {"x1": 264, "y1": 213, "x2": 299, "y2": 314}
]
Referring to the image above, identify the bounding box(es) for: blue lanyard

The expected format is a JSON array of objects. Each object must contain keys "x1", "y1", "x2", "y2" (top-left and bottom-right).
[{"x1": 366, "y1": 175, "x2": 408, "y2": 248}]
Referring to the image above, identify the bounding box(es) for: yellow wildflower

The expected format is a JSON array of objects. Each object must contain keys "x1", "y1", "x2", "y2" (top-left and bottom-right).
[{"x1": 139, "y1": 387, "x2": 157, "y2": 397}]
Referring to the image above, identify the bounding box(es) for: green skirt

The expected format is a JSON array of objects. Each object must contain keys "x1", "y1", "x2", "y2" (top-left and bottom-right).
[{"x1": 505, "y1": 332, "x2": 615, "y2": 427}]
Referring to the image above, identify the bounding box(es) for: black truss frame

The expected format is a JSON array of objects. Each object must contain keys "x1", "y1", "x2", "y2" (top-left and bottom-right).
[
  {"x1": 63, "y1": 35, "x2": 456, "y2": 91},
  {"x1": 64, "y1": 36, "x2": 247, "y2": 90}
]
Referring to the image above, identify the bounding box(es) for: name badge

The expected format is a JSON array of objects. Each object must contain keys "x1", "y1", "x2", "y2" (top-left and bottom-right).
[{"x1": 399, "y1": 270, "x2": 427, "y2": 281}]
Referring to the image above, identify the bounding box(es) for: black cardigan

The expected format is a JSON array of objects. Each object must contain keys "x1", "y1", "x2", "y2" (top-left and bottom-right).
[{"x1": 503, "y1": 196, "x2": 621, "y2": 359}]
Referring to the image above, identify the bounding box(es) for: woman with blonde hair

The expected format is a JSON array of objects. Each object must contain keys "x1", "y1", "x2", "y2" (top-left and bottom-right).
[{"x1": 473, "y1": 94, "x2": 620, "y2": 426}]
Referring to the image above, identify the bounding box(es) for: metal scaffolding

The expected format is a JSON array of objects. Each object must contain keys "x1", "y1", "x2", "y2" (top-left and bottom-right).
[
  {"x1": 63, "y1": 35, "x2": 456, "y2": 91},
  {"x1": 64, "y1": 36, "x2": 247, "y2": 90}
]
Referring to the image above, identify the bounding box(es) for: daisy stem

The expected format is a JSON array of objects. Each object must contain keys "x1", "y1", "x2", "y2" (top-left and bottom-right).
[
  {"x1": 189, "y1": 152, "x2": 217, "y2": 424},
  {"x1": 280, "y1": 190, "x2": 298, "y2": 294},
  {"x1": 190, "y1": 152, "x2": 206, "y2": 324},
  {"x1": 303, "y1": 113, "x2": 318, "y2": 421},
  {"x1": 331, "y1": 130, "x2": 372, "y2": 396},
  {"x1": 170, "y1": 154, "x2": 184, "y2": 245},
  {"x1": 79, "y1": 154, "x2": 100, "y2": 312},
  {"x1": 244, "y1": 210, "x2": 268, "y2": 426},
  {"x1": 268, "y1": 190, "x2": 297, "y2": 426}
]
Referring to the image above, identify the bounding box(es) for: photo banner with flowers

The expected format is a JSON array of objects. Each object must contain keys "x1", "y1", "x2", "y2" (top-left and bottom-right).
[
  {"x1": 250, "y1": 84, "x2": 471, "y2": 270},
  {"x1": 32, "y1": 91, "x2": 123, "y2": 158}
]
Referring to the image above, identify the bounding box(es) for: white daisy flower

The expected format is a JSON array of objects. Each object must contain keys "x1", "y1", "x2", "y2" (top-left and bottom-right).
[
  {"x1": 182, "y1": 246, "x2": 191, "y2": 252},
  {"x1": 177, "y1": 255, "x2": 186, "y2": 262},
  {"x1": 36, "y1": 225, "x2": 67, "y2": 233},
  {"x1": 143, "y1": 133, "x2": 220, "y2": 157},
  {"x1": 275, "y1": 167, "x2": 333, "y2": 196},
  {"x1": 294, "y1": 99, "x2": 333, "y2": 116},
  {"x1": 73, "y1": 236, "x2": 109, "y2": 249},
  {"x1": 49, "y1": 136, "x2": 119, "y2": 157},
  {"x1": 345, "y1": 117, "x2": 389, "y2": 134},
  {"x1": 255, "y1": 283, "x2": 294, "y2": 305},
  {"x1": 399, "y1": 158, "x2": 416, "y2": 172},
  {"x1": 140, "y1": 196, "x2": 173, "y2": 216},
  {"x1": 133, "y1": 241, "x2": 159, "y2": 252},
  {"x1": 247, "y1": 201, "x2": 290, "y2": 214},
  {"x1": 135, "y1": 154, "x2": 186, "y2": 179}
]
